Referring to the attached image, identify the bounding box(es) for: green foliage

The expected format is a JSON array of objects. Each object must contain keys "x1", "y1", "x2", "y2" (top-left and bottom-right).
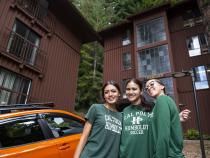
[
  {"x1": 112, "y1": 0, "x2": 184, "y2": 22},
  {"x1": 185, "y1": 129, "x2": 200, "y2": 140},
  {"x1": 72, "y1": 0, "x2": 120, "y2": 31},
  {"x1": 185, "y1": 129, "x2": 210, "y2": 140},
  {"x1": 75, "y1": 43, "x2": 103, "y2": 111}
]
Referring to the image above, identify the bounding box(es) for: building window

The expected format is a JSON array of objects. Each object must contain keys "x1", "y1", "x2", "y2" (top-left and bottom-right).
[
  {"x1": 193, "y1": 65, "x2": 210, "y2": 90},
  {"x1": 186, "y1": 34, "x2": 209, "y2": 57},
  {"x1": 122, "y1": 52, "x2": 131, "y2": 70},
  {"x1": 137, "y1": 17, "x2": 166, "y2": 47},
  {"x1": 7, "y1": 20, "x2": 41, "y2": 65},
  {"x1": 17, "y1": 0, "x2": 49, "y2": 21},
  {"x1": 138, "y1": 45, "x2": 171, "y2": 77},
  {"x1": 0, "y1": 68, "x2": 31, "y2": 105},
  {"x1": 122, "y1": 30, "x2": 131, "y2": 46},
  {"x1": 183, "y1": 9, "x2": 202, "y2": 27}
]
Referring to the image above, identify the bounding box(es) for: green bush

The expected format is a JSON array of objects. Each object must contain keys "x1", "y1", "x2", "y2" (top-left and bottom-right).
[
  {"x1": 185, "y1": 129, "x2": 200, "y2": 140},
  {"x1": 185, "y1": 129, "x2": 210, "y2": 140}
]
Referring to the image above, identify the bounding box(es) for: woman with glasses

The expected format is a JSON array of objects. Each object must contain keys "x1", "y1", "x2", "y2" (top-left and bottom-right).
[
  {"x1": 145, "y1": 79, "x2": 185, "y2": 158},
  {"x1": 119, "y1": 78, "x2": 189, "y2": 158},
  {"x1": 74, "y1": 81, "x2": 122, "y2": 158}
]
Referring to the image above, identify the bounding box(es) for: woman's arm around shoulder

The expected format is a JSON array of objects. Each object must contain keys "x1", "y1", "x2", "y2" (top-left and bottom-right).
[{"x1": 73, "y1": 121, "x2": 92, "y2": 158}]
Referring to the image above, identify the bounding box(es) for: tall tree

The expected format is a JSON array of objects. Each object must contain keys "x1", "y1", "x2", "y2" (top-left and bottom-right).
[
  {"x1": 72, "y1": 0, "x2": 120, "y2": 111},
  {"x1": 75, "y1": 43, "x2": 103, "y2": 111}
]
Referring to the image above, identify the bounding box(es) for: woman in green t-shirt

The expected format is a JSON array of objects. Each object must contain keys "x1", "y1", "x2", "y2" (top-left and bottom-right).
[
  {"x1": 119, "y1": 78, "x2": 155, "y2": 158},
  {"x1": 74, "y1": 80, "x2": 122, "y2": 158}
]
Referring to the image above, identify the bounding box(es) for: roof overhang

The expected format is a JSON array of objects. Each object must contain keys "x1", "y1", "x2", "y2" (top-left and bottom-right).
[{"x1": 50, "y1": 0, "x2": 102, "y2": 44}]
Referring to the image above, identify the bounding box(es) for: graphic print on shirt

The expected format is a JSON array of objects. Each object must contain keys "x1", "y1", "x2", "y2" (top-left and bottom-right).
[
  {"x1": 124, "y1": 111, "x2": 153, "y2": 135},
  {"x1": 105, "y1": 114, "x2": 122, "y2": 134}
]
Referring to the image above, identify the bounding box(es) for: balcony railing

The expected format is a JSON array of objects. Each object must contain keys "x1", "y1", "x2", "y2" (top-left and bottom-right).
[
  {"x1": 13, "y1": 0, "x2": 54, "y2": 32},
  {"x1": 0, "y1": 28, "x2": 46, "y2": 73}
]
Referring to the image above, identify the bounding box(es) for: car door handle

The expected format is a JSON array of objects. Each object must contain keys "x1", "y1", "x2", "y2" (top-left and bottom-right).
[{"x1": 59, "y1": 143, "x2": 71, "y2": 150}]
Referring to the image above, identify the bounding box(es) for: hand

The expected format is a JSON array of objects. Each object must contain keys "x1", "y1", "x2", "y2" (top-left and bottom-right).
[{"x1": 179, "y1": 109, "x2": 191, "y2": 122}]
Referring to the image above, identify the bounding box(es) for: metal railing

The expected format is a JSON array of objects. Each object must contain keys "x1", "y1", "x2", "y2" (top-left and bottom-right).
[
  {"x1": 14, "y1": 0, "x2": 54, "y2": 31},
  {"x1": 0, "y1": 28, "x2": 46, "y2": 73}
]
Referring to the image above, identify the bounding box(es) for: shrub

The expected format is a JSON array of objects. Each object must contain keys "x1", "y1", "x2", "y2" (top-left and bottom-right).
[
  {"x1": 185, "y1": 129, "x2": 210, "y2": 140},
  {"x1": 185, "y1": 129, "x2": 199, "y2": 140}
]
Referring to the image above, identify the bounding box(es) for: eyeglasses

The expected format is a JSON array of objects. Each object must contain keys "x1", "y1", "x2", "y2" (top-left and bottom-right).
[{"x1": 145, "y1": 81, "x2": 155, "y2": 91}]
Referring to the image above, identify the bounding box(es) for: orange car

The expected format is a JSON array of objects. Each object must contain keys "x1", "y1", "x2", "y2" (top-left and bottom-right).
[{"x1": 0, "y1": 103, "x2": 85, "y2": 158}]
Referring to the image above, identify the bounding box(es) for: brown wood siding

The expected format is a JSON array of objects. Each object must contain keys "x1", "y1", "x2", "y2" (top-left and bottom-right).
[
  {"x1": 168, "y1": 5, "x2": 210, "y2": 134},
  {"x1": 0, "y1": 0, "x2": 83, "y2": 112},
  {"x1": 170, "y1": 24, "x2": 210, "y2": 69},
  {"x1": 30, "y1": 35, "x2": 80, "y2": 111},
  {"x1": 103, "y1": 28, "x2": 135, "y2": 85}
]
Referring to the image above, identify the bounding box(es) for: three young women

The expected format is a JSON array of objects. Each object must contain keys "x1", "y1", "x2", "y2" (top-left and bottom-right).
[{"x1": 75, "y1": 79, "x2": 189, "y2": 158}]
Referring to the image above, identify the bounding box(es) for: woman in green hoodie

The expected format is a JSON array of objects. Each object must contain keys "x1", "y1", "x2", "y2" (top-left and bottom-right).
[{"x1": 145, "y1": 79, "x2": 185, "y2": 158}]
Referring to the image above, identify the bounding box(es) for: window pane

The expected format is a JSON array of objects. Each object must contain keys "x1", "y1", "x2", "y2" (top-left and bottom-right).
[
  {"x1": 183, "y1": 9, "x2": 201, "y2": 21},
  {"x1": 0, "y1": 117, "x2": 45, "y2": 148},
  {"x1": 206, "y1": 65, "x2": 210, "y2": 80},
  {"x1": 137, "y1": 17, "x2": 166, "y2": 47},
  {"x1": 3, "y1": 72, "x2": 15, "y2": 90},
  {"x1": 138, "y1": 45, "x2": 171, "y2": 77},
  {"x1": 0, "y1": 70, "x2": 5, "y2": 86},
  {"x1": 186, "y1": 34, "x2": 209, "y2": 57},
  {"x1": 43, "y1": 113, "x2": 84, "y2": 138},
  {"x1": 194, "y1": 66, "x2": 209, "y2": 90},
  {"x1": 7, "y1": 20, "x2": 41, "y2": 65},
  {"x1": 122, "y1": 30, "x2": 131, "y2": 46},
  {"x1": 187, "y1": 36, "x2": 201, "y2": 57},
  {"x1": 0, "y1": 68, "x2": 31, "y2": 104},
  {"x1": 0, "y1": 90, "x2": 11, "y2": 105},
  {"x1": 37, "y1": 0, "x2": 49, "y2": 20},
  {"x1": 122, "y1": 52, "x2": 131, "y2": 70}
]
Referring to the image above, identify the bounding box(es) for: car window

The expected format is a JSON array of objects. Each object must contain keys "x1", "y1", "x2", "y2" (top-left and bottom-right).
[
  {"x1": 0, "y1": 115, "x2": 45, "y2": 148},
  {"x1": 43, "y1": 113, "x2": 84, "y2": 138}
]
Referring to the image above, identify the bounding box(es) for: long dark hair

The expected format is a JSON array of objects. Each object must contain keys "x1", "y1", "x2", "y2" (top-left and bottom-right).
[
  {"x1": 117, "y1": 78, "x2": 154, "y2": 112},
  {"x1": 102, "y1": 80, "x2": 121, "y2": 101}
]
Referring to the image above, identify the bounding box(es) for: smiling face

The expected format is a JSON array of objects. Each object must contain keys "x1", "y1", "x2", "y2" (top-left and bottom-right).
[
  {"x1": 125, "y1": 81, "x2": 142, "y2": 105},
  {"x1": 145, "y1": 79, "x2": 165, "y2": 98},
  {"x1": 104, "y1": 84, "x2": 120, "y2": 105}
]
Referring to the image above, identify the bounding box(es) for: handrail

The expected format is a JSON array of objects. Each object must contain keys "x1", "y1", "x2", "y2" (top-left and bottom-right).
[{"x1": 0, "y1": 28, "x2": 46, "y2": 73}]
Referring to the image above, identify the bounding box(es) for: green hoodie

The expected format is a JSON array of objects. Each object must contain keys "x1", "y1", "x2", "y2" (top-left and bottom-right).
[{"x1": 151, "y1": 95, "x2": 185, "y2": 158}]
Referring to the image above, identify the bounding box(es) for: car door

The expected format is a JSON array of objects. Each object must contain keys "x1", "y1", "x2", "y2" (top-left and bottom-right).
[
  {"x1": 42, "y1": 113, "x2": 84, "y2": 158},
  {"x1": 0, "y1": 114, "x2": 60, "y2": 158}
]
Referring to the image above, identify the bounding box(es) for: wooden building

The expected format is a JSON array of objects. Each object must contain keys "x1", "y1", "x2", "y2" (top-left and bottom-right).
[
  {"x1": 0, "y1": 0, "x2": 99, "y2": 111},
  {"x1": 99, "y1": 0, "x2": 210, "y2": 134}
]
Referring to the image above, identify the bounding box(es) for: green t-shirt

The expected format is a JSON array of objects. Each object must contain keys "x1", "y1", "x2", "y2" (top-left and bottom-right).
[
  {"x1": 80, "y1": 104, "x2": 122, "y2": 158},
  {"x1": 151, "y1": 95, "x2": 184, "y2": 158},
  {"x1": 120, "y1": 105, "x2": 154, "y2": 158}
]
